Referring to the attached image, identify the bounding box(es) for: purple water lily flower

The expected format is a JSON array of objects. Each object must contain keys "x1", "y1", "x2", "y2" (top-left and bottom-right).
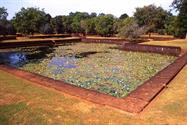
[{"x1": 48, "y1": 56, "x2": 76, "y2": 69}]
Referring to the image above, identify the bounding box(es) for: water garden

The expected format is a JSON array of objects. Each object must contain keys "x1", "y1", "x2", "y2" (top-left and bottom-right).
[{"x1": 0, "y1": 42, "x2": 177, "y2": 97}]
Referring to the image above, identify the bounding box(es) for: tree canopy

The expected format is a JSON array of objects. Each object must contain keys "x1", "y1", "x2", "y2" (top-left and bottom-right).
[
  {"x1": 12, "y1": 7, "x2": 48, "y2": 34},
  {"x1": 171, "y1": 0, "x2": 187, "y2": 38},
  {"x1": 172, "y1": 0, "x2": 184, "y2": 11},
  {"x1": 0, "y1": 7, "x2": 15, "y2": 36},
  {"x1": 95, "y1": 15, "x2": 115, "y2": 36},
  {"x1": 119, "y1": 13, "x2": 129, "y2": 20},
  {"x1": 134, "y1": 5, "x2": 169, "y2": 34},
  {"x1": 81, "y1": 18, "x2": 96, "y2": 35},
  {"x1": 117, "y1": 17, "x2": 147, "y2": 40},
  {"x1": 51, "y1": 16, "x2": 64, "y2": 34},
  {"x1": 1, "y1": 2, "x2": 186, "y2": 39},
  {"x1": 0, "y1": 7, "x2": 8, "y2": 20}
]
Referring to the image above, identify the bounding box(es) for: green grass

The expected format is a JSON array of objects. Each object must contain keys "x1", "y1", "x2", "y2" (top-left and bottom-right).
[
  {"x1": 0, "y1": 102, "x2": 27, "y2": 125},
  {"x1": 0, "y1": 71, "x2": 83, "y2": 125}
]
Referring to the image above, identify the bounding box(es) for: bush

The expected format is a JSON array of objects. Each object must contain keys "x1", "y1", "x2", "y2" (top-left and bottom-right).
[{"x1": 118, "y1": 22, "x2": 147, "y2": 41}]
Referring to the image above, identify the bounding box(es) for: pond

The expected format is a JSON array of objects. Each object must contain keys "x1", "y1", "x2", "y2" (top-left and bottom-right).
[{"x1": 0, "y1": 42, "x2": 177, "y2": 97}]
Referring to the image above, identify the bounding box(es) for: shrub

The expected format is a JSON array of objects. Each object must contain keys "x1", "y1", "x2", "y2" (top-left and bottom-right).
[{"x1": 118, "y1": 22, "x2": 147, "y2": 41}]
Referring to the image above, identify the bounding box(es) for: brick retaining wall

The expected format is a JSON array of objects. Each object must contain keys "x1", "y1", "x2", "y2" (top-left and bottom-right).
[
  {"x1": 81, "y1": 38, "x2": 127, "y2": 44},
  {"x1": 0, "y1": 35, "x2": 16, "y2": 41},
  {"x1": 121, "y1": 43, "x2": 181, "y2": 56},
  {"x1": 81, "y1": 38, "x2": 148, "y2": 44},
  {"x1": 29, "y1": 34, "x2": 71, "y2": 39},
  {"x1": 0, "y1": 38, "x2": 81, "y2": 49}
]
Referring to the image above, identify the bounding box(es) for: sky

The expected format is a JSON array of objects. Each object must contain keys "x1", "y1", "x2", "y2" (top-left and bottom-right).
[{"x1": 0, "y1": 0, "x2": 175, "y2": 19}]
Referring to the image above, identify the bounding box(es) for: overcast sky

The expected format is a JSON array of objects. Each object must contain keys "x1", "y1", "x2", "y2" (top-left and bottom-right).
[{"x1": 1, "y1": 0, "x2": 174, "y2": 19}]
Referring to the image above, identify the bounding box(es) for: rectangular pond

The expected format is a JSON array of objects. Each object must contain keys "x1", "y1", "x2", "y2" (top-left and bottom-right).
[{"x1": 0, "y1": 42, "x2": 177, "y2": 98}]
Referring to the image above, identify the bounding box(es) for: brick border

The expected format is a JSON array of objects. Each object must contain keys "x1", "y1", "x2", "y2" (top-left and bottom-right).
[
  {"x1": 0, "y1": 53, "x2": 187, "y2": 113},
  {"x1": 0, "y1": 38, "x2": 81, "y2": 49},
  {"x1": 0, "y1": 35, "x2": 16, "y2": 41},
  {"x1": 1, "y1": 38, "x2": 180, "y2": 57},
  {"x1": 81, "y1": 38, "x2": 148, "y2": 44},
  {"x1": 28, "y1": 34, "x2": 71, "y2": 39},
  {"x1": 0, "y1": 38, "x2": 126, "y2": 49},
  {"x1": 121, "y1": 43, "x2": 181, "y2": 56},
  {"x1": 0, "y1": 65, "x2": 148, "y2": 113},
  {"x1": 81, "y1": 38, "x2": 127, "y2": 45}
]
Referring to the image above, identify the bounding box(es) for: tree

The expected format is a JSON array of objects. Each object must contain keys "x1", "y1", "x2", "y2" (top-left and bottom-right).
[
  {"x1": 51, "y1": 16, "x2": 64, "y2": 34},
  {"x1": 114, "y1": 17, "x2": 134, "y2": 34},
  {"x1": 172, "y1": 0, "x2": 187, "y2": 38},
  {"x1": 95, "y1": 14, "x2": 115, "y2": 36},
  {"x1": 98, "y1": 13, "x2": 105, "y2": 16},
  {"x1": 39, "y1": 14, "x2": 53, "y2": 34},
  {"x1": 112, "y1": 13, "x2": 130, "y2": 34},
  {"x1": 12, "y1": 7, "x2": 47, "y2": 35},
  {"x1": 171, "y1": 0, "x2": 184, "y2": 11},
  {"x1": 81, "y1": 18, "x2": 96, "y2": 35},
  {"x1": 134, "y1": 5, "x2": 169, "y2": 33},
  {"x1": 0, "y1": 22, "x2": 6, "y2": 36},
  {"x1": 62, "y1": 16, "x2": 73, "y2": 33},
  {"x1": 118, "y1": 18, "x2": 147, "y2": 40},
  {"x1": 0, "y1": 7, "x2": 8, "y2": 35},
  {"x1": 119, "y1": 13, "x2": 129, "y2": 19},
  {"x1": 69, "y1": 12, "x2": 90, "y2": 33},
  {"x1": 90, "y1": 12, "x2": 97, "y2": 18},
  {"x1": 164, "y1": 16, "x2": 178, "y2": 36},
  {"x1": 0, "y1": 7, "x2": 16, "y2": 36},
  {"x1": 0, "y1": 7, "x2": 8, "y2": 20},
  {"x1": 5, "y1": 21, "x2": 16, "y2": 35}
]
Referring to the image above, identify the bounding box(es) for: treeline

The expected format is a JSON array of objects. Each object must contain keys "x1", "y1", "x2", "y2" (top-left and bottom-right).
[
  {"x1": 0, "y1": 7, "x2": 16, "y2": 36},
  {"x1": 0, "y1": 0, "x2": 186, "y2": 38}
]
